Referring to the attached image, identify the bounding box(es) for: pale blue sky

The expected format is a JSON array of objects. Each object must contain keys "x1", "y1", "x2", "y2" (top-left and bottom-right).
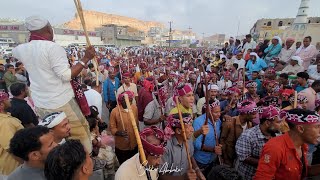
[{"x1": 1, "y1": 0, "x2": 320, "y2": 36}]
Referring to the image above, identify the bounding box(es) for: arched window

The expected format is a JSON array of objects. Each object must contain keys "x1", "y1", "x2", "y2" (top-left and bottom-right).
[
  {"x1": 308, "y1": 20, "x2": 311, "y2": 23},
  {"x1": 267, "y1": 21, "x2": 272, "y2": 26},
  {"x1": 278, "y1": 21, "x2": 283, "y2": 26}
]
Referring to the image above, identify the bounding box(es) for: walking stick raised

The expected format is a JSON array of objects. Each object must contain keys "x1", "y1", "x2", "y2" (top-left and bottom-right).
[
  {"x1": 200, "y1": 64, "x2": 209, "y2": 150},
  {"x1": 123, "y1": 94, "x2": 152, "y2": 180},
  {"x1": 174, "y1": 96, "x2": 193, "y2": 170},
  {"x1": 294, "y1": 91, "x2": 298, "y2": 108},
  {"x1": 73, "y1": 0, "x2": 99, "y2": 86},
  {"x1": 114, "y1": 91, "x2": 125, "y2": 131}
]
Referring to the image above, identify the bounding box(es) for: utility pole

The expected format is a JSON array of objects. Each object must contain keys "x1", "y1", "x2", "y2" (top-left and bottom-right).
[
  {"x1": 188, "y1": 26, "x2": 192, "y2": 34},
  {"x1": 168, "y1": 21, "x2": 173, "y2": 48},
  {"x1": 202, "y1": 33, "x2": 205, "y2": 47}
]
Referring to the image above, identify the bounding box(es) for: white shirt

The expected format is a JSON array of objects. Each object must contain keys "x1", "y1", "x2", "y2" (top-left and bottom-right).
[
  {"x1": 13, "y1": 40, "x2": 73, "y2": 109},
  {"x1": 295, "y1": 45, "x2": 318, "y2": 70},
  {"x1": 117, "y1": 83, "x2": 138, "y2": 105},
  {"x1": 84, "y1": 89, "x2": 103, "y2": 118},
  {"x1": 115, "y1": 153, "x2": 158, "y2": 180},
  {"x1": 243, "y1": 40, "x2": 257, "y2": 57},
  {"x1": 196, "y1": 97, "x2": 206, "y2": 115},
  {"x1": 280, "y1": 64, "x2": 304, "y2": 75},
  {"x1": 278, "y1": 46, "x2": 296, "y2": 63},
  {"x1": 233, "y1": 58, "x2": 246, "y2": 70},
  {"x1": 217, "y1": 80, "x2": 232, "y2": 92},
  {"x1": 308, "y1": 65, "x2": 320, "y2": 80}
]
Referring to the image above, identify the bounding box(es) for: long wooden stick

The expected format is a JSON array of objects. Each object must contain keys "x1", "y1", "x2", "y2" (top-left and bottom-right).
[
  {"x1": 242, "y1": 67, "x2": 246, "y2": 93},
  {"x1": 201, "y1": 64, "x2": 209, "y2": 150},
  {"x1": 73, "y1": 0, "x2": 99, "y2": 86},
  {"x1": 208, "y1": 111, "x2": 223, "y2": 165},
  {"x1": 114, "y1": 91, "x2": 125, "y2": 131},
  {"x1": 294, "y1": 91, "x2": 298, "y2": 108},
  {"x1": 154, "y1": 76, "x2": 165, "y2": 130},
  {"x1": 124, "y1": 94, "x2": 152, "y2": 180},
  {"x1": 174, "y1": 96, "x2": 193, "y2": 170}
]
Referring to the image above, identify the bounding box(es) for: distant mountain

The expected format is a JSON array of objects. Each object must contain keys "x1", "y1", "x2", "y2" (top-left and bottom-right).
[{"x1": 63, "y1": 10, "x2": 165, "y2": 32}]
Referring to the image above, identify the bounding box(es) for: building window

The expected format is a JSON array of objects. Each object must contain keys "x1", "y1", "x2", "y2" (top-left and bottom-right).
[
  {"x1": 264, "y1": 23, "x2": 266, "y2": 25},
  {"x1": 288, "y1": 22, "x2": 291, "y2": 25},
  {"x1": 267, "y1": 21, "x2": 272, "y2": 26},
  {"x1": 308, "y1": 20, "x2": 311, "y2": 23},
  {"x1": 278, "y1": 21, "x2": 283, "y2": 26}
]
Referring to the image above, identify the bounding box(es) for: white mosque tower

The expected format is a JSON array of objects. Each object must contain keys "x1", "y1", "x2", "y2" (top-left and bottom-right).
[{"x1": 293, "y1": 0, "x2": 310, "y2": 24}]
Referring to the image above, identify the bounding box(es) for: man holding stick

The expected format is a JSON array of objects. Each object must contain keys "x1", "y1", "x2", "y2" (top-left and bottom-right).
[
  {"x1": 12, "y1": 16, "x2": 95, "y2": 152},
  {"x1": 159, "y1": 113, "x2": 205, "y2": 180},
  {"x1": 109, "y1": 91, "x2": 138, "y2": 164},
  {"x1": 193, "y1": 99, "x2": 223, "y2": 176}
]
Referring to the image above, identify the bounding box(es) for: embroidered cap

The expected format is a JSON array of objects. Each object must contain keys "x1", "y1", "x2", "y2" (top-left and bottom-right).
[
  {"x1": 286, "y1": 109, "x2": 320, "y2": 125},
  {"x1": 39, "y1": 112, "x2": 67, "y2": 128}
]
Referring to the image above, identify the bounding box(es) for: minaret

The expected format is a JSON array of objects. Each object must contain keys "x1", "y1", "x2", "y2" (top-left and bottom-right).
[{"x1": 293, "y1": 0, "x2": 310, "y2": 24}]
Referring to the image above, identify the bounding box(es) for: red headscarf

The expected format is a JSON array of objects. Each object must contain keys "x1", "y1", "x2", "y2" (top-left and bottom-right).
[{"x1": 140, "y1": 126, "x2": 166, "y2": 156}]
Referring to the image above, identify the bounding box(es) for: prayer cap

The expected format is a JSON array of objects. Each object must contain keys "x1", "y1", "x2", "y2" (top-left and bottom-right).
[{"x1": 25, "y1": 16, "x2": 49, "y2": 31}]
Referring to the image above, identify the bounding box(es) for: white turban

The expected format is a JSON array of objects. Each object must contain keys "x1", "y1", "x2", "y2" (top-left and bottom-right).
[
  {"x1": 25, "y1": 16, "x2": 49, "y2": 31},
  {"x1": 219, "y1": 51, "x2": 224, "y2": 54},
  {"x1": 272, "y1": 36, "x2": 282, "y2": 46},
  {"x1": 250, "y1": 52, "x2": 259, "y2": 60},
  {"x1": 291, "y1": 56, "x2": 303, "y2": 66},
  {"x1": 38, "y1": 112, "x2": 67, "y2": 128},
  {"x1": 208, "y1": 84, "x2": 219, "y2": 91}
]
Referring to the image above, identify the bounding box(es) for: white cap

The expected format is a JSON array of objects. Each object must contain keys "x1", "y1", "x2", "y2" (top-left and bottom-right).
[
  {"x1": 38, "y1": 112, "x2": 67, "y2": 128},
  {"x1": 219, "y1": 51, "x2": 224, "y2": 54},
  {"x1": 291, "y1": 56, "x2": 303, "y2": 66},
  {"x1": 208, "y1": 84, "x2": 219, "y2": 91},
  {"x1": 291, "y1": 56, "x2": 301, "y2": 62},
  {"x1": 25, "y1": 16, "x2": 49, "y2": 31}
]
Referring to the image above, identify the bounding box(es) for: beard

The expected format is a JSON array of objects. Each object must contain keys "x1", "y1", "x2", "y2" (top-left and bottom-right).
[{"x1": 267, "y1": 127, "x2": 280, "y2": 137}]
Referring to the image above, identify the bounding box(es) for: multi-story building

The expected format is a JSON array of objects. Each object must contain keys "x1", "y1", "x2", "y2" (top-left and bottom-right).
[
  {"x1": 250, "y1": 0, "x2": 320, "y2": 44},
  {"x1": 97, "y1": 24, "x2": 145, "y2": 47}
]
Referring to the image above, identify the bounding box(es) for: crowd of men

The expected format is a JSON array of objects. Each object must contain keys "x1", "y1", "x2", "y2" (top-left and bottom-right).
[{"x1": 1, "y1": 15, "x2": 320, "y2": 180}]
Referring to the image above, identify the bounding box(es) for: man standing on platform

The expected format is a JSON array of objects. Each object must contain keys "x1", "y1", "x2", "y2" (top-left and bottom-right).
[{"x1": 12, "y1": 16, "x2": 96, "y2": 152}]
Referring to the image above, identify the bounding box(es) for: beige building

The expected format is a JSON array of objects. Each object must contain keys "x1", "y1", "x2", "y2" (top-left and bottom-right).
[
  {"x1": 96, "y1": 24, "x2": 145, "y2": 47},
  {"x1": 250, "y1": 0, "x2": 320, "y2": 45},
  {"x1": 250, "y1": 17, "x2": 320, "y2": 43}
]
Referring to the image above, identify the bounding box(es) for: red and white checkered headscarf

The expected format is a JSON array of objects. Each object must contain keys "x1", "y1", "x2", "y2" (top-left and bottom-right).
[
  {"x1": 140, "y1": 126, "x2": 166, "y2": 156},
  {"x1": 164, "y1": 113, "x2": 193, "y2": 140},
  {"x1": 259, "y1": 105, "x2": 280, "y2": 120},
  {"x1": 286, "y1": 109, "x2": 320, "y2": 125},
  {"x1": 237, "y1": 100, "x2": 258, "y2": 114}
]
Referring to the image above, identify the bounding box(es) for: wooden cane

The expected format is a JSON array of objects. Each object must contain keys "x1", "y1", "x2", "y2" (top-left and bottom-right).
[
  {"x1": 114, "y1": 91, "x2": 125, "y2": 131},
  {"x1": 154, "y1": 76, "x2": 166, "y2": 130},
  {"x1": 174, "y1": 96, "x2": 193, "y2": 170},
  {"x1": 242, "y1": 67, "x2": 246, "y2": 93},
  {"x1": 124, "y1": 94, "x2": 152, "y2": 180},
  {"x1": 73, "y1": 0, "x2": 99, "y2": 86},
  {"x1": 208, "y1": 111, "x2": 223, "y2": 165},
  {"x1": 294, "y1": 91, "x2": 298, "y2": 108},
  {"x1": 200, "y1": 64, "x2": 210, "y2": 150}
]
